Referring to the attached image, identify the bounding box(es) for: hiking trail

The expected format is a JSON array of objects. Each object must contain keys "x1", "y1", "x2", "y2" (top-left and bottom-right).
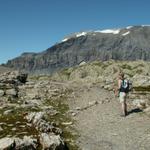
[{"x1": 68, "y1": 84, "x2": 150, "y2": 150}]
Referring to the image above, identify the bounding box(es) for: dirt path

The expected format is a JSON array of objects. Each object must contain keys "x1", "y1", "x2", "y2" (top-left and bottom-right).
[{"x1": 68, "y1": 84, "x2": 150, "y2": 150}]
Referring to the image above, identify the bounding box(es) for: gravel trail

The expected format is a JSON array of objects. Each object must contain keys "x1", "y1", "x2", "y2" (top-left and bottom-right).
[{"x1": 69, "y1": 85, "x2": 150, "y2": 150}]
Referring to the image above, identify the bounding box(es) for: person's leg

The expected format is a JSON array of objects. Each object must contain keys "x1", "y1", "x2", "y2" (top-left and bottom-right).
[
  {"x1": 124, "y1": 101, "x2": 128, "y2": 115},
  {"x1": 120, "y1": 92, "x2": 127, "y2": 116},
  {"x1": 122, "y1": 101, "x2": 127, "y2": 116}
]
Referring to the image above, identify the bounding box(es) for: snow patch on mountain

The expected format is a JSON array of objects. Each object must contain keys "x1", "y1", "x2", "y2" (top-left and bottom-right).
[
  {"x1": 122, "y1": 31, "x2": 130, "y2": 36},
  {"x1": 62, "y1": 32, "x2": 87, "y2": 42},
  {"x1": 62, "y1": 38, "x2": 69, "y2": 42},
  {"x1": 95, "y1": 29, "x2": 120, "y2": 34},
  {"x1": 126, "y1": 26, "x2": 133, "y2": 29},
  {"x1": 76, "y1": 32, "x2": 87, "y2": 37}
]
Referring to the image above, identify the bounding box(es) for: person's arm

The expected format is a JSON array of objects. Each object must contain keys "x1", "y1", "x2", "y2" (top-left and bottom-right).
[
  {"x1": 115, "y1": 79, "x2": 121, "y2": 97},
  {"x1": 118, "y1": 79, "x2": 122, "y2": 90}
]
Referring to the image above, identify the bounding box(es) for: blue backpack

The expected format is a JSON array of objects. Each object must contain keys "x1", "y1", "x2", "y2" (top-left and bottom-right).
[{"x1": 120, "y1": 79, "x2": 132, "y2": 93}]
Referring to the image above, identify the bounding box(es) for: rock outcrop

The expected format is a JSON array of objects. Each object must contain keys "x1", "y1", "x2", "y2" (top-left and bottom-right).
[{"x1": 0, "y1": 71, "x2": 28, "y2": 98}]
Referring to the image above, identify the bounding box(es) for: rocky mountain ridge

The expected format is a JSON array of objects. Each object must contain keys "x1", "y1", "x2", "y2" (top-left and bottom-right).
[{"x1": 5, "y1": 25, "x2": 150, "y2": 73}]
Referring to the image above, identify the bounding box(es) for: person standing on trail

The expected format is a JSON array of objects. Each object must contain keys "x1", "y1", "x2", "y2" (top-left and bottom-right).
[{"x1": 115, "y1": 72, "x2": 128, "y2": 117}]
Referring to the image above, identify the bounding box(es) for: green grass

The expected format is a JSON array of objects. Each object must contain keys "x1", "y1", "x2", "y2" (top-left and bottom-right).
[
  {"x1": 43, "y1": 90, "x2": 79, "y2": 150},
  {"x1": 0, "y1": 109, "x2": 38, "y2": 139},
  {"x1": 121, "y1": 64, "x2": 132, "y2": 70}
]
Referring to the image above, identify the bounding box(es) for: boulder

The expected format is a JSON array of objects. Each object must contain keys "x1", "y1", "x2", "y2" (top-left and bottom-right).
[
  {"x1": 25, "y1": 112, "x2": 62, "y2": 134},
  {"x1": 15, "y1": 136, "x2": 37, "y2": 150},
  {"x1": 144, "y1": 107, "x2": 150, "y2": 115},
  {"x1": 132, "y1": 99, "x2": 147, "y2": 109},
  {"x1": 25, "y1": 112, "x2": 45, "y2": 124},
  {"x1": 5, "y1": 88, "x2": 17, "y2": 96},
  {"x1": 0, "y1": 137, "x2": 15, "y2": 149},
  {"x1": 40, "y1": 133, "x2": 65, "y2": 150},
  {"x1": 17, "y1": 73, "x2": 28, "y2": 83}
]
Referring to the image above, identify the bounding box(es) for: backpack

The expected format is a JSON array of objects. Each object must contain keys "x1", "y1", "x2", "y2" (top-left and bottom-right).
[{"x1": 120, "y1": 79, "x2": 132, "y2": 93}]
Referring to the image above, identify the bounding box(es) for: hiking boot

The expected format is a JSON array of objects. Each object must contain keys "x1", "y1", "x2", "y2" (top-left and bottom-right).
[
  {"x1": 120, "y1": 111, "x2": 128, "y2": 117},
  {"x1": 120, "y1": 114, "x2": 126, "y2": 117}
]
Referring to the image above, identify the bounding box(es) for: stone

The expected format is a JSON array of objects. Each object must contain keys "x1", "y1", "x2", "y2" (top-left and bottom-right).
[
  {"x1": 3, "y1": 109, "x2": 14, "y2": 115},
  {"x1": 144, "y1": 107, "x2": 150, "y2": 114},
  {"x1": 0, "y1": 90, "x2": 4, "y2": 97},
  {"x1": 40, "y1": 133, "x2": 65, "y2": 150},
  {"x1": 132, "y1": 99, "x2": 147, "y2": 109},
  {"x1": 88, "y1": 101, "x2": 98, "y2": 106},
  {"x1": 0, "y1": 137, "x2": 15, "y2": 149},
  {"x1": 79, "y1": 61, "x2": 86, "y2": 66},
  {"x1": 15, "y1": 136, "x2": 37, "y2": 150},
  {"x1": 25, "y1": 112, "x2": 62, "y2": 135},
  {"x1": 17, "y1": 73, "x2": 28, "y2": 83},
  {"x1": 25, "y1": 112, "x2": 45, "y2": 124},
  {"x1": 61, "y1": 122, "x2": 73, "y2": 126},
  {"x1": 5, "y1": 89, "x2": 17, "y2": 96}
]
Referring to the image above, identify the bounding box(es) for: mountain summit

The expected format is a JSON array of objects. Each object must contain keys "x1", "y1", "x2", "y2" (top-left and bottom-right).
[{"x1": 5, "y1": 25, "x2": 150, "y2": 73}]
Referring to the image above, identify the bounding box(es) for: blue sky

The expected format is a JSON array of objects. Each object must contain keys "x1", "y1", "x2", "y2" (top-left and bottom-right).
[{"x1": 0, "y1": 0, "x2": 150, "y2": 64}]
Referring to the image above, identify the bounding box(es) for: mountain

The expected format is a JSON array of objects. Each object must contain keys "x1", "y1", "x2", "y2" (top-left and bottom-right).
[{"x1": 5, "y1": 25, "x2": 150, "y2": 73}]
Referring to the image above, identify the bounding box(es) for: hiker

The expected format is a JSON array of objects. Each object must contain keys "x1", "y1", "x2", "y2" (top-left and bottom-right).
[{"x1": 115, "y1": 72, "x2": 129, "y2": 117}]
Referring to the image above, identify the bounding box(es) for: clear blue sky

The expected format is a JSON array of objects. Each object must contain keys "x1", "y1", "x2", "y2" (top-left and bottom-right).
[{"x1": 0, "y1": 0, "x2": 150, "y2": 64}]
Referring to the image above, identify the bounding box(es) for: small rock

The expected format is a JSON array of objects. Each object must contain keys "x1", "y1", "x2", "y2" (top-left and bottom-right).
[
  {"x1": 12, "y1": 128, "x2": 17, "y2": 131},
  {"x1": 144, "y1": 107, "x2": 150, "y2": 115},
  {"x1": 76, "y1": 107, "x2": 81, "y2": 110},
  {"x1": 61, "y1": 122, "x2": 73, "y2": 126},
  {"x1": 0, "y1": 90, "x2": 4, "y2": 97},
  {"x1": 71, "y1": 112, "x2": 77, "y2": 116},
  {"x1": 3, "y1": 109, "x2": 14, "y2": 115},
  {"x1": 88, "y1": 101, "x2": 98, "y2": 106},
  {"x1": 0, "y1": 137, "x2": 15, "y2": 149}
]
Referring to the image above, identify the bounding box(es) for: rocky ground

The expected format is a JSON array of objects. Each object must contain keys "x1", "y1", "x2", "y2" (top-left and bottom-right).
[{"x1": 0, "y1": 60, "x2": 150, "y2": 150}]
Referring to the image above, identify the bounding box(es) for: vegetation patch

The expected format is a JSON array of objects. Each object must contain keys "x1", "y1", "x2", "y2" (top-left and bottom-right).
[
  {"x1": 44, "y1": 93, "x2": 79, "y2": 149},
  {"x1": 133, "y1": 86, "x2": 150, "y2": 92},
  {"x1": 0, "y1": 109, "x2": 38, "y2": 139},
  {"x1": 121, "y1": 64, "x2": 132, "y2": 70}
]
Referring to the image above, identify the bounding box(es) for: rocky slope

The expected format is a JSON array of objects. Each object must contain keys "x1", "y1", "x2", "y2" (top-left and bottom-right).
[{"x1": 5, "y1": 25, "x2": 150, "y2": 73}]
